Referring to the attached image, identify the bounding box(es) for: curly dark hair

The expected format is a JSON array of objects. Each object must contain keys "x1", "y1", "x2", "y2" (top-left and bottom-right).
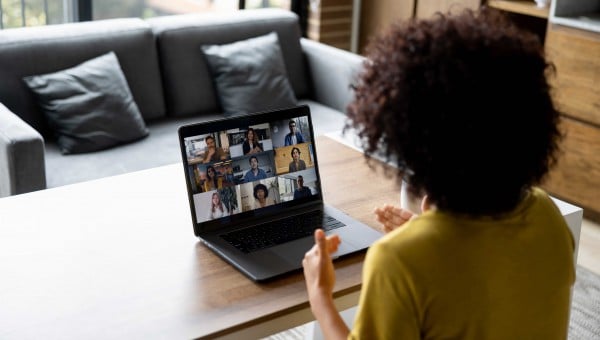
[
  {"x1": 291, "y1": 147, "x2": 301, "y2": 157},
  {"x1": 253, "y1": 183, "x2": 269, "y2": 199},
  {"x1": 347, "y1": 8, "x2": 562, "y2": 216}
]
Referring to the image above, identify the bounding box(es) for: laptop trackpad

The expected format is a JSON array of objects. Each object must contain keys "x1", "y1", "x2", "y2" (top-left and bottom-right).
[{"x1": 270, "y1": 235, "x2": 357, "y2": 266}]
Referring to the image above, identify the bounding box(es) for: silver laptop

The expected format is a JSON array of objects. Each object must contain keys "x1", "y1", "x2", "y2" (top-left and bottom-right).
[{"x1": 178, "y1": 105, "x2": 382, "y2": 281}]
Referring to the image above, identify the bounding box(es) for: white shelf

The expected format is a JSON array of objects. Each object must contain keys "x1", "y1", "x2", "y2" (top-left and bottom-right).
[
  {"x1": 551, "y1": 12, "x2": 600, "y2": 33},
  {"x1": 550, "y1": 0, "x2": 600, "y2": 32}
]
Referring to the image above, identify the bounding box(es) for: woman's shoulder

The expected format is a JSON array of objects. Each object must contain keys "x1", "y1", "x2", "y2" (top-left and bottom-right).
[{"x1": 372, "y1": 218, "x2": 431, "y2": 250}]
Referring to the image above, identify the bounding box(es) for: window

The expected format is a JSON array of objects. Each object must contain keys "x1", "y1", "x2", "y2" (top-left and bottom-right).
[
  {"x1": 0, "y1": 0, "x2": 299, "y2": 30},
  {"x1": 244, "y1": 0, "x2": 290, "y2": 10},
  {"x1": 0, "y1": 0, "x2": 70, "y2": 29},
  {"x1": 92, "y1": 0, "x2": 239, "y2": 21},
  {"x1": 92, "y1": 0, "x2": 290, "y2": 20}
]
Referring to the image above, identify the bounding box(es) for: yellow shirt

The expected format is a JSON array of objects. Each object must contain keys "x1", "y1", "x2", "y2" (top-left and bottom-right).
[{"x1": 350, "y1": 188, "x2": 574, "y2": 340}]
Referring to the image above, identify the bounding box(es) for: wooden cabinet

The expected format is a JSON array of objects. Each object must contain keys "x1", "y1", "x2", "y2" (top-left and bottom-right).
[
  {"x1": 543, "y1": 24, "x2": 600, "y2": 221},
  {"x1": 545, "y1": 25, "x2": 600, "y2": 126},
  {"x1": 543, "y1": 117, "x2": 600, "y2": 221}
]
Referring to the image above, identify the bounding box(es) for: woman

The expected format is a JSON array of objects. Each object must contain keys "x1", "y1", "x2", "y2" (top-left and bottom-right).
[
  {"x1": 252, "y1": 183, "x2": 274, "y2": 209},
  {"x1": 302, "y1": 8, "x2": 574, "y2": 340},
  {"x1": 288, "y1": 147, "x2": 306, "y2": 172},
  {"x1": 242, "y1": 128, "x2": 263, "y2": 155},
  {"x1": 208, "y1": 192, "x2": 229, "y2": 219},
  {"x1": 203, "y1": 166, "x2": 223, "y2": 192}
]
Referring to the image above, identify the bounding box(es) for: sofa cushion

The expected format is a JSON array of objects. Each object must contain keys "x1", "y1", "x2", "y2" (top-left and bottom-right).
[
  {"x1": 0, "y1": 18, "x2": 165, "y2": 137},
  {"x1": 202, "y1": 32, "x2": 297, "y2": 115},
  {"x1": 24, "y1": 52, "x2": 149, "y2": 154},
  {"x1": 148, "y1": 8, "x2": 309, "y2": 117}
]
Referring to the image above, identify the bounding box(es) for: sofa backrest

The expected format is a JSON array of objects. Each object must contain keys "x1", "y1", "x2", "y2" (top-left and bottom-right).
[
  {"x1": 148, "y1": 8, "x2": 309, "y2": 117},
  {"x1": 0, "y1": 18, "x2": 166, "y2": 136}
]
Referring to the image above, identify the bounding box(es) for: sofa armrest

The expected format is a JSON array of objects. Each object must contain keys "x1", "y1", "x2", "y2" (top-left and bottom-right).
[
  {"x1": 301, "y1": 38, "x2": 365, "y2": 113},
  {"x1": 0, "y1": 103, "x2": 46, "y2": 197}
]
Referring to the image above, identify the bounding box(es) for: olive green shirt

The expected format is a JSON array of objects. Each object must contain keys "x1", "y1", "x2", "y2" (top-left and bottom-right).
[{"x1": 350, "y1": 187, "x2": 575, "y2": 339}]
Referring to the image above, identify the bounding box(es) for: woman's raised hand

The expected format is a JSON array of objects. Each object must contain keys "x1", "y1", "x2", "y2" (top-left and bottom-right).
[{"x1": 374, "y1": 204, "x2": 415, "y2": 233}]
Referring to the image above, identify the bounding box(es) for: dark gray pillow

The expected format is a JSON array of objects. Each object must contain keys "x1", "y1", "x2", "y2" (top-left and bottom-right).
[
  {"x1": 23, "y1": 52, "x2": 149, "y2": 154},
  {"x1": 201, "y1": 32, "x2": 297, "y2": 116}
]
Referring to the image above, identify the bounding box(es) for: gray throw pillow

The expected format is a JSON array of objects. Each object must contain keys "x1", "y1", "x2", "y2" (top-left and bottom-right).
[
  {"x1": 202, "y1": 32, "x2": 298, "y2": 116},
  {"x1": 23, "y1": 51, "x2": 149, "y2": 154}
]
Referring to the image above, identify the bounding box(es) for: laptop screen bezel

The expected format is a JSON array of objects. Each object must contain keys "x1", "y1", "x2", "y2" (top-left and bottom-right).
[{"x1": 178, "y1": 105, "x2": 325, "y2": 236}]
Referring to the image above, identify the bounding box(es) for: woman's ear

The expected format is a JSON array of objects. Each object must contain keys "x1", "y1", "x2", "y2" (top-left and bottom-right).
[{"x1": 420, "y1": 195, "x2": 431, "y2": 212}]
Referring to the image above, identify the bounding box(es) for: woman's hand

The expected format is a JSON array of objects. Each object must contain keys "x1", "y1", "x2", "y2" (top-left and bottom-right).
[
  {"x1": 303, "y1": 229, "x2": 341, "y2": 303},
  {"x1": 374, "y1": 204, "x2": 415, "y2": 233},
  {"x1": 303, "y1": 230, "x2": 349, "y2": 340}
]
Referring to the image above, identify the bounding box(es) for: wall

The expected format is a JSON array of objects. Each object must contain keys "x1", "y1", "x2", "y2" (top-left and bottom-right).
[
  {"x1": 357, "y1": 0, "x2": 480, "y2": 53},
  {"x1": 358, "y1": 1, "x2": 414, "y2": 53}
]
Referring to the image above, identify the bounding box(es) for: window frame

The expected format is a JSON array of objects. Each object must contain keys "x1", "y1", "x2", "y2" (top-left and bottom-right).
[
  {"x1": 0, "y1": 0, "x2": 306, "y2": 35},
  {"x1": 80, "y1": 0, "x2": 307, "y2": 36}
]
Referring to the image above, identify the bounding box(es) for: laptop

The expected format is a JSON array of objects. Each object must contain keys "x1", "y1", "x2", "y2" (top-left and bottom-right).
[{"x1": 178, "y1": 105, "x2": 383, "y2": 281}]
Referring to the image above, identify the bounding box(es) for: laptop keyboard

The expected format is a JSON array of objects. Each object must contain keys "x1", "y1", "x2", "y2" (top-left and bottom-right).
[{"x1": 220, "y1": 211, "x2": 345, "y2": 253}]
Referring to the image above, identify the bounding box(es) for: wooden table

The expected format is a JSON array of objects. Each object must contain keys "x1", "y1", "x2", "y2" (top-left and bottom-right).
[{"x1": 0, "y1": 136, "x2": 399, "y2": 339}]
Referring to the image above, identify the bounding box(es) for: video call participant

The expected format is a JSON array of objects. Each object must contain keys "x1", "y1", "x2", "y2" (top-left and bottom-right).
[
  {"x1": 202, "y1": 135, "x2": 227, "y2": 163},
  {"x1": 302, "y1": 8, "x2": 574, "y2": 340},
  {"x1": 208, "y1": 192, "x2": 229, "y2": 220},
  {"x1": 253, "y1": 183, "x2": 274, "y2": 209},
  {"x1": 203, "y1": 166, "x2": 223, "y2": 192},
  {"x1": 242, "y1": 128, "x2": 263, "y2": 155},
  {"x1": 284, "y1": 120, "x2": 305, "y2": 146},
  {"x1": 223, "y1": 165, "x2": 236, "y2": 186},
  {"x1": 293, "y1": 175, "x2": 312, "y2": 199},
  {"x1": 289, "y1": 147, "x2": 307, "y2": 172},
  {"x1": 244, "y1": 156, "x2": 267, "y2": 182}
]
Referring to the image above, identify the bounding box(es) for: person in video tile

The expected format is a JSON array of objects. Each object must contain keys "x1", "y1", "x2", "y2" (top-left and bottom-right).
[
  {"x1": 242, "y1": 128, "x2": 263, "y2": 155},
  {"x1": 208, "y1": 191, "x2": 229, "y2": 220},
  {"x1": 244, "y1": 156, "x2": 267, "y2": 182},
  {"x1": 203, "y1": 166, "x2": 223, "y2": 192},
  {"x1": 202, "y1": 135, "x2": 227, "y2": 163},
  {"x1": 284, "y1": 120, "x2": 305, "y2": 146},
  {"x1": 252, "y1": 183, "x2": 274, "y2": 209},
  {"x1": 223, "y1": 165, "x2": 236, "y2": 186},
  {"x1": 288, "y1": 147, "x2": 307, "y2": 172},
  {"x1": 293, "y1": 175, "x2": 312, "y2": 199}
]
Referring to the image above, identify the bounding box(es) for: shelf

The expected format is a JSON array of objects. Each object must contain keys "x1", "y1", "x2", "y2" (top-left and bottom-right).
[
  {"x1": 551, "y1": 12, "x2": 600, "y2": 33},
  {"x1": 488, "y1": 0, "x2": 549, "y2": 18}
]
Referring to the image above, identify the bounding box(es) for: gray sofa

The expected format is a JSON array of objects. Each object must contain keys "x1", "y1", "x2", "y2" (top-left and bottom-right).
[{"x1": 0, "y1": 8, "x2": 364, "y2": 197}]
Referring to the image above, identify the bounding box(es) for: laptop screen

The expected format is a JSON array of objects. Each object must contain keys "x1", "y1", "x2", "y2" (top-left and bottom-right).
[{"x1": 178, "y1": 106, "x2": 323, "y2": 235}]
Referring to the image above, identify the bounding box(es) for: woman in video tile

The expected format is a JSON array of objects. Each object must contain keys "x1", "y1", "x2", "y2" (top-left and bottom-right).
[
  {"x1": 242, "y1": 128, "x2": 263, "y2": 155},
  {"x1": 203, "y1": 166, "x2": 223, "y2": 192},
  {"x1": 208, "y1": 192, "x2": 229, "y2": 220},
  {"x1": 288, "y1": 147, "x2": 306, "y2": 172},
  {"x1": 252, "y1": 183, "x2": 274, "y2": 209}
]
